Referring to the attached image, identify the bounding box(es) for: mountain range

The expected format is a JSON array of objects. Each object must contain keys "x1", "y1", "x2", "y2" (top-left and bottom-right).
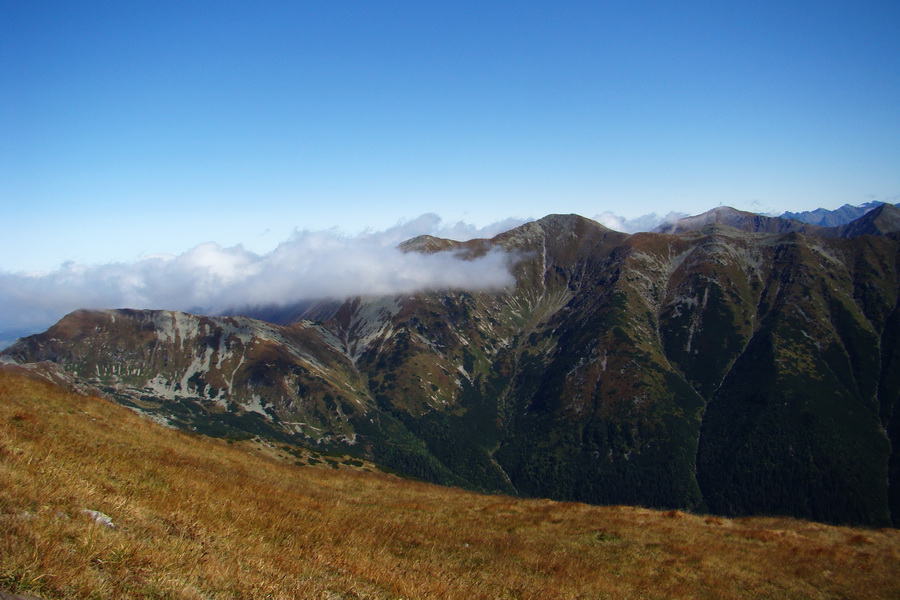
[
  {"x1": 5, "y1": 203, "x2": 900, "y2": 526},
  {"x1": 782, "y1": 200, "x2": 900, "y2": 228}
]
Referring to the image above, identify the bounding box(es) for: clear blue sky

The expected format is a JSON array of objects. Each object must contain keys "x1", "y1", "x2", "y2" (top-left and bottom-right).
[{"x1": 2, "y1": 0, "x2": 899, "y2": 271}]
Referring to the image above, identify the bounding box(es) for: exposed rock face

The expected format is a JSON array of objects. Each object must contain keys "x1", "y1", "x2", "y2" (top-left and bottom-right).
[{"x1": 5, "y1": 209, "x2": 900, "y2": 526}]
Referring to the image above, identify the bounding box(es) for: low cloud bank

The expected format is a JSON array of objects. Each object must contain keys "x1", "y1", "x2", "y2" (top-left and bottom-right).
[
  {"x1": 593, "y1": 211, "x2": 688, "y2": 233},
  {"x1": 0, "y1": 209, "x2": 722, "y2": 347},
  {"x1": 0, "y1": 215, "x2": 522, "y2": 347}
]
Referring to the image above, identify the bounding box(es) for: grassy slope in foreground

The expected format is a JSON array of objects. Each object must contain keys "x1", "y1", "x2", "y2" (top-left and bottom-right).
[{"x1": 1, "y1": 370, "x2": 899, "y2": 600}]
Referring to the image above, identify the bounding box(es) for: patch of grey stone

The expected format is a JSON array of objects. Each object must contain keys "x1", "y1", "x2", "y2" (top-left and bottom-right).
[
  {"x1": 81, "y1": 509, "x2": 115, "y2": 529},
  {"x1": 0, "y1": 590, "x2": 43, "y2": 600}
]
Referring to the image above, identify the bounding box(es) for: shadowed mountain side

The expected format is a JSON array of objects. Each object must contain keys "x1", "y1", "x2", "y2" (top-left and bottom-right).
[
  {"x1": 4, "y1": 211, "x2": 900, "y2": 526},
  {"x1": 783, "y1": 201, "x2": 900, "y2": 227},
  {"x1": 838, "y1": 203, "x2": 900, "y2": 237}
]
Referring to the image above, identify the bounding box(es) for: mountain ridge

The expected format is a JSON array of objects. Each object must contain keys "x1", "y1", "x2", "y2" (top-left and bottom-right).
[
  {"x1": 654, "y1": 203, "x2": 900, "y2": 237},
  {"x1": 782, "y1": 200, "x2": 900, "y2": 227},
  {"x1": 5, "y1": 207, "x2": 900, "y2": 526},
  {"x1": 653, "y1": 205, "x2": 823, "y2": 235}
]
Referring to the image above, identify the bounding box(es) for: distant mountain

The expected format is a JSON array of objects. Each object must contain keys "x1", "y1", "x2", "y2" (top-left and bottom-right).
[
  {"x1": 782, "y1": 201, "x2": 899, "y2": 227},
  {"x1": 5, "y1": 208, "x2": 900, "y2": 526},
  {"x1": 656, "y1": 203, "x2": 900, "y2": 239},
  {"x1": 839, "y1": 202, "x2": 900, "y2": 237},
  {"x1": 653, "y1": 206, "x2": 822, "y2": 235}
]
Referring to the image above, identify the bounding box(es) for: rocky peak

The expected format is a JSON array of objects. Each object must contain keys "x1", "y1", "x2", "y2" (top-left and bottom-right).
[{"x1": 397, "y1": 234, "x2": 460, "y2": 254}]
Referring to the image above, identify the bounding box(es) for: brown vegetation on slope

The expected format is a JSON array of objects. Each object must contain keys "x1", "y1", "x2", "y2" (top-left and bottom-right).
[{"x1": 1, "y1": 370, "x2": 898, "y2": 600}]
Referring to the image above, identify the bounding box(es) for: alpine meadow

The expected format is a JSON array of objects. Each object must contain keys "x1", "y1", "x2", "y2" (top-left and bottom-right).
[{"x1": 5, "y1": 2, "x2": 900, "y2": 597}]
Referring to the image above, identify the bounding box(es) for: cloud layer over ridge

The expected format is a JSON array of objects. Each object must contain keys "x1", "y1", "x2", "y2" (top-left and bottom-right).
[{"x1": 0, "y1": 215, "x2": 522, "y2": 348}]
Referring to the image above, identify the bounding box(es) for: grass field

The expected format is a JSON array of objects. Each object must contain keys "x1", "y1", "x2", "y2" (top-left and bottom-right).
[{"x1": 1, "y1": 369, "x2": 898, "y2": 599}]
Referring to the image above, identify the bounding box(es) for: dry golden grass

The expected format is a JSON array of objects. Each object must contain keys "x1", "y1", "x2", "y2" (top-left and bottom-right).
[{"x1": 1, "y1": 369, "x2": 899, "y2": 599}]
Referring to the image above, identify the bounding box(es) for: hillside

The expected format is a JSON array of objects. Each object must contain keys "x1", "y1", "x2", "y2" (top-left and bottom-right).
[
  {"x1": 5, "y1": 209, "x2": 900, "y2": 526},
  {"x1": 2, "y1": 369, "x2": 899, "y2": 600}
]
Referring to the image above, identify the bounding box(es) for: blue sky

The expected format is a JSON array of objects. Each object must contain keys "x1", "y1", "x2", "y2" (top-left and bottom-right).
[
  {"x1": 3, "y1": 1, "x2": 899, "y2": 270},
  {"x1": 1, "y1": 1, "x2": 899, "y2": 343}
]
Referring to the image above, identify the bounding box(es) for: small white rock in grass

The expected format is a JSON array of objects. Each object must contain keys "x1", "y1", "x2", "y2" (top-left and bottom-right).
[{"x1": 81, "y1": 509, "x2": 115, "y2": 529}]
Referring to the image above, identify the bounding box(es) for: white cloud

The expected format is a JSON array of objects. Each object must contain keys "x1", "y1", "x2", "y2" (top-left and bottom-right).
[
  {"x1": 593, "y1": 211, "x2": 688, "y2": 233},
  {"x1": 594, "y1": 211, "x2": 627, "y2": 232},
  {"x1": 0, "y1": 216, "x2": 521, "y2": 345},
  {"x1": 356, "y1": 213, "x2": 530, "y2": 245}
]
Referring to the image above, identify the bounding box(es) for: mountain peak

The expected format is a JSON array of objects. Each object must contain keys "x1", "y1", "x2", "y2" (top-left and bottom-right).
[
  {"x1": 397, "y1": 234, "x2": 459, "y2": 254},
  {"x1": 491, "y1": 214, "x2": 624, "y2": 261},
  {"x1": 840, "y1": 203, "x2": 900, "y2": 237},
  {"x1": 782, "y1": 201, "x2": 898, "y2": 227},
  {"x1": 532, "y1": 213, "x2": 607, "y2": 230},
  {"x1": 5, "y1": 207, "x2": 900, "y2": 527},
  {"x1": 397, "y1": 215, "x2": 611, "y2": 255},
  {"x1": 654, "y1": 206, "x2": 819, "y2": 235}
]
